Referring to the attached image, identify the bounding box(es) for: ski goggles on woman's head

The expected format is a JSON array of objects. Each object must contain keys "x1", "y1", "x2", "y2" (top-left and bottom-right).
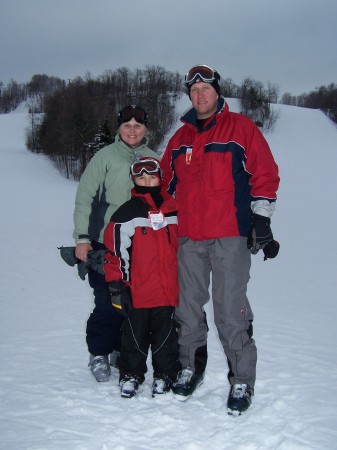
[
  {"x1": 130, "y1": 158, "x2": 162, "y2": 179},
  {"x1": 118, "y1": 105, "x2": 148, "y2": 126},
  {"x1": 185, "y1": 65, "x2": 220, "y2": 85}
]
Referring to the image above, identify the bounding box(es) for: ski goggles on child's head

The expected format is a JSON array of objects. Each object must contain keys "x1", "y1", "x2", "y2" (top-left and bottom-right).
[
  {"x1": 185, "y1": 64, "x2": 220, "y2": 85},
  {"x1": 130, "y1": 158, "x2": 162, "y2": 179},
  {"x1": 118, "y1": 105, "x2": 148, "y2": 126}
]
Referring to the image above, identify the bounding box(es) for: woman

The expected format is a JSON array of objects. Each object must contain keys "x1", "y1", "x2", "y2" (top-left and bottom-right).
[{"x1": 73, "y1": 105, "x2": 159, "y2": 382}]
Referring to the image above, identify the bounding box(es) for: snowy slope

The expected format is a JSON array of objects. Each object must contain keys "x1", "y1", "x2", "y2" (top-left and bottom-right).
[{"x1": 1, "y1": 99, "x2": 337, "y2": 450}]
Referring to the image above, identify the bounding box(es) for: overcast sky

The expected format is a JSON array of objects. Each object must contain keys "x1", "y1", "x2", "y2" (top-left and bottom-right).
[{"x1": 1, "y1": 0, "x2": 336, "y2": 96}]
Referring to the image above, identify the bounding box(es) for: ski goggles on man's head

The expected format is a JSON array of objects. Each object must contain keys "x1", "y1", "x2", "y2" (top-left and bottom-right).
[
  {"x1": 130, "y1": 158, "x2": 162, "y2": 179},
  {"x1": 118, "y1": 105, "x2": 148, "y2": 126},
  {"x1": 185, "y1": 65, "x2": 220, "y2": 85}
]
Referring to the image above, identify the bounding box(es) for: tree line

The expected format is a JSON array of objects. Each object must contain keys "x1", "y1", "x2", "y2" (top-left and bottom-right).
[
  {"x1": 281, "y1": 83, "x2": 337, "y2": 123},
  {"x1": 1, "y1": 67, "x2": 336, "y2": 180},
  {"x1": 220, "y1": 77, "x2": 280, "y2": 130},
  {"x1": 2, "y1": 67, "x2": 183, "y2": 179},
  {"x1": 35, "y1": 67, "x2": 183, "y2": 179}
]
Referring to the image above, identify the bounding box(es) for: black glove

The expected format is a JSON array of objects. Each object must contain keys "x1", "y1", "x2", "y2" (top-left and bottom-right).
[
  {"x1": 262, "y1": 239, "x2": 280, "y2": 260},
  {"x1": 87, "y1": 249, "x2": 106, "y2": 275},
  {"x1": 247, "y1": 213, "x2": 273, "y2": 255},
  {"x1": 109, "y1": 280, "x2": 133, "y2": 318},
  {"x1": 58, "y1": 246, "x2": 106, "y2": 280}
]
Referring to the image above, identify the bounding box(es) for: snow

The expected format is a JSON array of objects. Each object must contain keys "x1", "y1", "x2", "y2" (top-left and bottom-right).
[{"x1": 1, "y1": 98, "x2": 337, "y2": 450}]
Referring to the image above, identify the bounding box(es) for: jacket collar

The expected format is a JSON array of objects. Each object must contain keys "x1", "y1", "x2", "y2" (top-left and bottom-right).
[{"x1": 131, "y1": 188, "x2": 177, "y2": 213}]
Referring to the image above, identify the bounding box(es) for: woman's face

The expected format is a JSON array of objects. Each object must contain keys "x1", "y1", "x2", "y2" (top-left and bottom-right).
[{"x1": 119, "y1": 118, "x2": 146, "y2": 147}]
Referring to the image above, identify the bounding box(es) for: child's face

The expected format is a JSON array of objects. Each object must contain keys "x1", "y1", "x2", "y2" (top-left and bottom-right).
[{"x1": 134, "y1": 173, "x2": 160, "y2": 187}]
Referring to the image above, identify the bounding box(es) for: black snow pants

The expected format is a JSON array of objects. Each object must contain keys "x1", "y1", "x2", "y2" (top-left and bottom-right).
[
  {"x1": 119, "y1": 306, "x2": 181, "y2": 383},
  {"x1": 86, "y1": 242, "x2": 123, "y2": 356}
]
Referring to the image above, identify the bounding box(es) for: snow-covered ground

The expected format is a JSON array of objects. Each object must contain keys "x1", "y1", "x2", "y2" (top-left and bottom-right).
[{"x1": 1, "y1": 98, "x2": 337, "y2": 450}]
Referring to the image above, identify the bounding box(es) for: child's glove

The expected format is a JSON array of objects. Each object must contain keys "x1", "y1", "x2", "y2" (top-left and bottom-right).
[
  {"x1": 247, "y1": 213, "x2": 273, "y2": 255},
  {"x1": 109, "y1": 281, "x2": 133, "y2": 318}
]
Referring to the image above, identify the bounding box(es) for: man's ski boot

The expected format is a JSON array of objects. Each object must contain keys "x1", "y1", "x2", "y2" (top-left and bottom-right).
[
  {"x1": 88, "y1": 355, "x2": 111, "y2": 382},
  {"x1": 227, "y1": 384, "x2": 254, "y2": 416},
  {"x1": 171, "y1": 368, "x2": 204, "y2": 401}
]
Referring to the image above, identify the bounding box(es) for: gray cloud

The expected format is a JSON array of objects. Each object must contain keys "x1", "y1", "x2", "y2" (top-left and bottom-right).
[{"x1": 1, "y1": 0, "x2": 336, "y2": 95}]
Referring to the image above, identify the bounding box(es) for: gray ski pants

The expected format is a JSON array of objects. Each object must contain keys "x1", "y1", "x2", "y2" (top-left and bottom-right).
[{"x1": 176, "y1": 236, "x2": 257, "y2": 386}]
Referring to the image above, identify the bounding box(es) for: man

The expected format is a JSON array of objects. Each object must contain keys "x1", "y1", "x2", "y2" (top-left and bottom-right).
[{"x1": 160, "y1": 65, "x2": 280, "y2": 415}]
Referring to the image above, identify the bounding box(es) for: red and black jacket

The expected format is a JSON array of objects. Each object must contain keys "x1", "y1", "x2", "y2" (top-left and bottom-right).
[
  {"x1": 160, "y1": 98, "x2": 280, "y2": 240},
  {"x1": 104, "y1": 189, "x2": 179, "y2": 308}
]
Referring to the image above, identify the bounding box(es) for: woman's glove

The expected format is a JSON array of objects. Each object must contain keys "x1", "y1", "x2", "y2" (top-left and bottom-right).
[
  {"x1": 109, "y1": 281, "x2": 133, "y2": 318},
  {"x1": 247, "y1": 213, "x2": 273, "y2": 255}
]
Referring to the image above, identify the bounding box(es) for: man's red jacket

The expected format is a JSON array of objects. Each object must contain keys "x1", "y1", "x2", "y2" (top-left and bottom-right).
[{"x1": 160, "y1": 98, "x2": 280, "y2": 240}]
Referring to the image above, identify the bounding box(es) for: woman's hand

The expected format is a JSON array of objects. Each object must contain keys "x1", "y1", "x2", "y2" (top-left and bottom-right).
[{"x1": 75, "y1": 242, "x2": 93, "y2": 262}]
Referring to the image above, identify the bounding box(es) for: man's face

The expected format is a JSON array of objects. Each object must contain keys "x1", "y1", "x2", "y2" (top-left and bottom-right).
[{"x1": 189, "y1": 81, "x2": 219, "y2": 119}]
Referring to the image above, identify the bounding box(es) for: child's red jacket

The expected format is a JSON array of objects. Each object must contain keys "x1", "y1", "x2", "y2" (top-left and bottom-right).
[{"x1": 104, "y1": 189, "x2": 179, "y2": 309}]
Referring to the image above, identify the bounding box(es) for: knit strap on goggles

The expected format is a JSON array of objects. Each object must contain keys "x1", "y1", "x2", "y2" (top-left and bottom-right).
[
  {"x1": 185, "y1": 65, "x2": 220, "y2": 85},
  {"x1": 131, "y1": 159, "x2": 162, "y2": 177},
  {"x1": 118, "y1": 105, "x2": 148, "y2": 125}
]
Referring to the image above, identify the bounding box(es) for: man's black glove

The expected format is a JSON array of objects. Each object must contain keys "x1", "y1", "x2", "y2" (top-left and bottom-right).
[
  {"x1": 109, "y1": 280, "x2": 133, "y2": 318},
  {"x1": 262, "y1": 239, "x2": 280, "y2": 260},
  {"x1": 247, "y1": 213, "x2": 273, "y2": 255}
]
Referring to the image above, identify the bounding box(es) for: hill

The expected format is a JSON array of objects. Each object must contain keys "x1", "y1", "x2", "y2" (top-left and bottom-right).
[{"x1": 1, "y1": 99, "x2": 337, "y2": 449}]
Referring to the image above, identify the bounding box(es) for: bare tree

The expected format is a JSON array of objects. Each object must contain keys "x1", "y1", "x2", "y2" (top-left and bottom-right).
[{"x1": 31, "y1": 67, "x2": 182, "y2": 179}]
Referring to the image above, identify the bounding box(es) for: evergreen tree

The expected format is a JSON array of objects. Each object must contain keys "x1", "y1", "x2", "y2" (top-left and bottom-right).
[{"x1": 86, "y1": 119, "x2": 114, "y2": 158}]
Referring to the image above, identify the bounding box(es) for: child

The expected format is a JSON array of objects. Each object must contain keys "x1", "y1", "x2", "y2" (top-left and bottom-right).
[{"x1": 104, "y1": 157, "x2": 181, "y2": 398}]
